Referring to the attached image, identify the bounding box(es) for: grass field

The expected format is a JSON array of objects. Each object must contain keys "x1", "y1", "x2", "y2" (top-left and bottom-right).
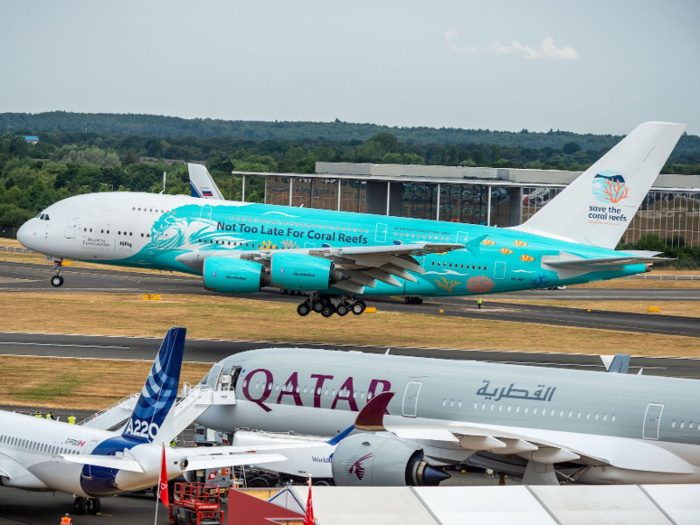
[
  {"x1": 496, "y1": 299, "x2": 700, "y2": 318},
  {"x1": 0, "y1": 355, "x2": 211, "y2": 410},
  {"x1": 1, "y1": 291, "x2": 699, "y2": 357}
]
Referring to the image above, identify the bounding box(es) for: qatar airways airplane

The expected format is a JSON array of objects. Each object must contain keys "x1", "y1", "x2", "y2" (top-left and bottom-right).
[
  {"x1": 17, "y1": 122, "x2": 683, "y2": 316},
  {"x1": 196, "y1": 348, "x2": 700, "y2": 487},
  {"x1": 0, "y1": 328, "x2": 309, "y2": 515}
]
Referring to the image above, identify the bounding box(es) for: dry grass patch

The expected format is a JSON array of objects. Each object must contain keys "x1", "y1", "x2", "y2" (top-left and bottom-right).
[
  {"x1": 0, "y1": 355, "x2": 211, "y2": 410},
  {"x1": 496, "y1": 299, "x2": 700, "y2": 318},
  {"x1": 2, "y1": 292, "x2": 700, "y2": 358}
]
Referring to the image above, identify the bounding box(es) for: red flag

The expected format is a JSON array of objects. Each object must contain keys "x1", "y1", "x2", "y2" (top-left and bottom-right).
[
  {"x1": 159, "y1": 444, "x2": 169, "y2": 507},
  {"x1": 303, "y1": 477, "x2": 314, "y2": 525}
]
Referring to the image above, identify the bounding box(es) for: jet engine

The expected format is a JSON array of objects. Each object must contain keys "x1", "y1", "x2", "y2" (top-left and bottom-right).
[
  {"x1": 270, "y1": 253, "x2": 344, "y2": 291},
  {"x1": 203, "y1": 257, "x2": 267, "y2": 294},
  {"x1": 331, "y1": 434, "x2": 450, "y2": 487}
]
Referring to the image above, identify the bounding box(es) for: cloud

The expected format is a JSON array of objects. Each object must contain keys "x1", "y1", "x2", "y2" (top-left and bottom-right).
[{"x1": 445, "y1": 31, "x2": 581, "y2": 61}]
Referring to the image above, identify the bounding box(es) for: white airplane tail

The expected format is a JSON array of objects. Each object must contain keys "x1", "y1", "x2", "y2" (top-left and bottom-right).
[
  {"x1": 188, "y1": 163, "x2": 224, "y2": 200},
  {"x1": 513, "y1": 122, "x2": 686, "y2": 249}
]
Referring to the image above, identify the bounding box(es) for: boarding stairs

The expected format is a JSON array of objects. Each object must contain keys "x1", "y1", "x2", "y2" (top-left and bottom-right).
[
  {"x1": 171, "y1": 382, "x2": 236, "y2": 438},
  {"x1": 78, "y1": 393, "x2": 139, "y2": 431}
]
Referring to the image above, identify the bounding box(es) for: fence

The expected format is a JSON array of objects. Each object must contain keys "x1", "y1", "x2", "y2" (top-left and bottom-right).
[{"x1": 0, "y1": 226, "x2": 18, "y2": 239}]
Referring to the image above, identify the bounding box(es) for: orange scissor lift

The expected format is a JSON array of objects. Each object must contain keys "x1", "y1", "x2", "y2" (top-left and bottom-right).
[{"x1": 169, "y1": 482, "x2": 225, "y2": 525}]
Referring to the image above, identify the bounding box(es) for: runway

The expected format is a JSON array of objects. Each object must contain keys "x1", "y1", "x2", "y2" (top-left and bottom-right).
[
  {"x1": 1, "y1": 331, "x2": 697, "y2": 379},
  {"x1": 2, "y1": 260, "x2": 700, "y2": 338}
]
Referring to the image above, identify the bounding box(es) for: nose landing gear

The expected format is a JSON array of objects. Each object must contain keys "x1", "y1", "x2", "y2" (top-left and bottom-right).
[
  {"x1": 51, "y1": 261, "x2": 64, "y2": 287},
  {"x1": 296, "y1": 294, "x2": 367, "y2": 318}
]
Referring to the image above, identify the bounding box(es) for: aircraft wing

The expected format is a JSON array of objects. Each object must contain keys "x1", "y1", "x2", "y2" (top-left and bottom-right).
[
  {"x1": 61, "y1": 454, "x2": 145, "y2": 473},
  {"x1": 361, "y1": 392, "x2": 694, "y2": 475},
  {"x1": 176, "y1": 242, "x2": 465, "y2": 292},
  {"x1": 175, "y1": 442, "x2": 326, "y2": 471},
  {"x1": 0, "y1": 454, "x2": 28, "y2": 479}
]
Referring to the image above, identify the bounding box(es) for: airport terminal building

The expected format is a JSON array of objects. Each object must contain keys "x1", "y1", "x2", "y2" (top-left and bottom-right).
[{"x1": 239, "y1": 162, "x2": 700, "y2": 248}]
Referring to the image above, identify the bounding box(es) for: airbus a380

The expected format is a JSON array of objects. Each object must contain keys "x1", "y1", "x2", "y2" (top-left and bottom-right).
[
  {"x1": 17, "y1": 122, "x2": 683, "y2": 316},
  {"x1": 196, "y1": 348, "x2": 700, "y2": 487},
  {"x1": 0, "y1": 328, "x2": 308, "y2": 515}
]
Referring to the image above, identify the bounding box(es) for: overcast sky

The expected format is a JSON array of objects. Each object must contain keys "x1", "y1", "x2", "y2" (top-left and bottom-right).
[{"x1": 1, "y1": 1, "x2": 698, "y2": 135}]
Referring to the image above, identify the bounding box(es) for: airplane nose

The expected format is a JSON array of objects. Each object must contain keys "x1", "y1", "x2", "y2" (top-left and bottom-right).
[{"x1": 16, "y1": 220, "x2": 36, "y2": 250}]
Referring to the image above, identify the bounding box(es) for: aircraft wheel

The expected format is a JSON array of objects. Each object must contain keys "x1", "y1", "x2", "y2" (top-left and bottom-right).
[
  {"x1": 297, "y1": 302, "x2": 311, "y2": 317},
  {"x1": 321, "y1": 304, "x2": 335, "y2": 318},
  {"x1": 351, "y1": 300, "x2": 366, "y2": 315},
  {"x1": 312, "y1": 300, "x2": 324, "y2": 313},
  {"x1": 336, "y1": 303, "x2": 349, "y2": 316},
  {"x1": 87, "y1": 498, "x2": 101, "y2": 514},
  {"x1": 248, "y1": 476, "x2": 270, "y2": 488},
  {"x1": 73, "y1": 496, "x2": 87, "y2": 515},
  {"x1": 51, "y1": 275, "x2": 64, "y2": 287},
  {"x1": 314, "y1": 480, "x2": 331, "y2": 486}
]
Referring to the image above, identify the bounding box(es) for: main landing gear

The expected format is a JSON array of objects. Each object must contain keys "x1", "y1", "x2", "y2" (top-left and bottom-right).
[
  {"x1": 51, "y1": 260, "x2": 64, "y2": 287},
  {"x1": 296, "y1": 294, "x2": 366, "y2": 318},
  {"x1": 73, "y1": 496, "x2": 101, "y2": 515}
]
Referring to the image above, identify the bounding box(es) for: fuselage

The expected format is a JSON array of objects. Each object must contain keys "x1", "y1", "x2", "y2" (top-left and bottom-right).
[
  {"x1": 17, "y1": 192, "x2": 645, "y2": 296},
  {"x1": 198, "y1": 348, "x2": 700, "y2": 483},
  {"x1": 0, "y1": 411, "x2": 183, "y2": 497}
]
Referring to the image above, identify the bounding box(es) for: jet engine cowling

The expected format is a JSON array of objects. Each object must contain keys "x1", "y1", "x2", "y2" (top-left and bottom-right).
[
  {"x1": 270, "y1": 253, "x2": 343, "y2": 291},
  {"x1": 203, "y1": 257, "x2": 267, "y2": 294},
  {"x1": 332, "y1": 434, "x2": 450, "y2": 487}
]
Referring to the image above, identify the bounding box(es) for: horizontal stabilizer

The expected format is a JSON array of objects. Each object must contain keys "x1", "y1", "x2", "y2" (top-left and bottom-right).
[
  {"x1": 545, "y1": 255, "x2": 675, "y2": 269},
  {"x1": 61, "y1": 454, "x2": 144, "y2": 473}
]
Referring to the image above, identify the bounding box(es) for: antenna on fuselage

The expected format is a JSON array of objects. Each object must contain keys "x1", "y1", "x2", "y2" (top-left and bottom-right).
[{"x1": 385, "y1": 348, "x2": 391, "y2": 355}]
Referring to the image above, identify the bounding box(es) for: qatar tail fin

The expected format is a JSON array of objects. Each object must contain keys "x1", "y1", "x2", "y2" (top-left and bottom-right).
[
  {"x1": 513, "y1": 122, "x2": 685, "y2": 249},
  {"x1": 188, "y1": 163, "x2": 224, "y2": 200},
  {"x1": 122, "y1": 327, "x2": 186, "y2": 443}
]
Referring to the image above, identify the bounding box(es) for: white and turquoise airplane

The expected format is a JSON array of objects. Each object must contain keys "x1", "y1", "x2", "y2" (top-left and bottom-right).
[
  {"x1": 17, "y1": 122, "x2": 684, "y2": 316},
  {"x1": 0, "y1": 327, "x2": 310, "y2": 515}
]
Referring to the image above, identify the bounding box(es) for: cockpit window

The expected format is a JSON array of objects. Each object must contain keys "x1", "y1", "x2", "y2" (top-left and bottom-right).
[
  {"x1": 37, "y1": 213, "x2": 50, "y2": 221},
  {"x1": 44, "y1": 214, "x2": 50, "y2": 221}
]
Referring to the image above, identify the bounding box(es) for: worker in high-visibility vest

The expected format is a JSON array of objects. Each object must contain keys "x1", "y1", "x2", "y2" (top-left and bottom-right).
[
  {"x1": 170, "y1": 440, "x2": 177, "y2": 448},
  {"x1": 60, "y1": 513, "x2": 73, "y2": 525},
  {"x1": 67, "y1": 414, "x2": 76, "y2": 425},
  {"x1": 45, "y1": 412, "x2": 54, "y2": 420},
  {"x1": 477, "y1": 297, "x2": 482, "y2": 310},
  {"x1": 34, "y1": 411, "x2": 43, "y2": 418}
]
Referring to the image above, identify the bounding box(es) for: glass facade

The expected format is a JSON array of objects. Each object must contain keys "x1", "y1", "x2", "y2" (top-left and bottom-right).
[
  {"x1": 622, "y1": 191, "x2": 700, "y2": 247},
  {"x1": 264, "y1": 176, "x2": 700, "y2": 248},
  {"x1": 401, "y1": 183, "x2": 438, "y2": 220},
  {"x1": 266, "y1": 177, "x2": 290, "y2": 206},
  {"x1": 340, "y1": 180, "x2": 367, "y2": 213}
]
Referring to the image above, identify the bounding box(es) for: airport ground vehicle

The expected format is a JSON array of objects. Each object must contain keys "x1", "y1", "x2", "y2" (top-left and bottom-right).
[{"x1": 169, "y1": 482, "x2": 225, "y2": 525}]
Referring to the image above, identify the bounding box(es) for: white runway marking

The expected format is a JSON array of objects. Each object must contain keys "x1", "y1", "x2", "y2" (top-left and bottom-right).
[{"x1": 0, "y1": 342, "x2": 130, "y2": 349}]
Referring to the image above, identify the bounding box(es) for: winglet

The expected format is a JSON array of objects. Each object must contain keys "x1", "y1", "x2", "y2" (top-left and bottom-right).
[
  {"x1": 355, "y1": 391, "x2": 394, "y2": 431},
  {"x1": 327, "y1": 424, "x2": 355, "y2": 446},
  {"x1": 608, "y1": 353, "x2": 631, "y2": 374},
  {"x1": 464, "y1": 235, "x2": 488, "y2": 256}
]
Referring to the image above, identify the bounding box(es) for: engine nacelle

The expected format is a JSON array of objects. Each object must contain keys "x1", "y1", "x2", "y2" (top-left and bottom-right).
[
  {"x1": 332, "y1": 434, "x2": 450, "y2": 487},
  {"x1": 270, "y1": 253, "x2": 341, "y2": 291},
  {"x1": 203, "y1": 257, "x2": 266, "y2": 294}
]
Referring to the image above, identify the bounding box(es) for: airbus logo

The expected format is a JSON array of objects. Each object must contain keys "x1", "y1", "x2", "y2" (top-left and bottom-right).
[
  {"x1": 125, "y1": 418, "x2": 160, "y2": 440},
  {"x1": 348, "y1": 453, "x2": 373, "y2": 481}
]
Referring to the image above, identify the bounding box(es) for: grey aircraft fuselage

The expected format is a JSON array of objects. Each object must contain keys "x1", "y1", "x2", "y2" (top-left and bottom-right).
[{"x1": 197, "y1": 348, "x2": 700, "y2": 484}]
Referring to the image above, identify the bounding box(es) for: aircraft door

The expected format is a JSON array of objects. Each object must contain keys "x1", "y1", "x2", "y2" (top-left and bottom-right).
[
  {"x1": 80, "y1": 439, "x2": 100, "y2": 480},
  {"x1": 200, "y1": 205, "x2": 213, "y2": 222},
  {"x1": 494, "y1": 261, "x2": 506, "y2": 280},
  {"x1": 64, "y1": 219, "x2": 78, "y2": 239},
  {"x1": 206, "y1": 364, "x2": 224, "y2": 389},
  {"x1": 456, "y1": 231, "x2": 469, "y2": 244},
  {"x1": 402, "y1": 381, "x2": 422, "y2": 418},
  {"x1": 375, "y1": 223, "x2": 387, "y2": 243},
  {"x1": 643, "y1": 403, "x2": 664, "y2": 440}
]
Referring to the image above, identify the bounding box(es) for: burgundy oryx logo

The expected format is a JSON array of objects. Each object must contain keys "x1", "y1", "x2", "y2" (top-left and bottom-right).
[{"x1": 349, "y1": 453, "x2": 373, "y2": 481}]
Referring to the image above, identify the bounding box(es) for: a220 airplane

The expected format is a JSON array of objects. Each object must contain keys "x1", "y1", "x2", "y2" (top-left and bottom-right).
[
  {"x1": 196, "y1": 347, "x2": 700, "y2": 486},
  {"x1": 17, "y1": 122, "x2": 684, "y2": 317},
  {"x1": 0, "y1": 328, "x2": 303, "y2": 515}
]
